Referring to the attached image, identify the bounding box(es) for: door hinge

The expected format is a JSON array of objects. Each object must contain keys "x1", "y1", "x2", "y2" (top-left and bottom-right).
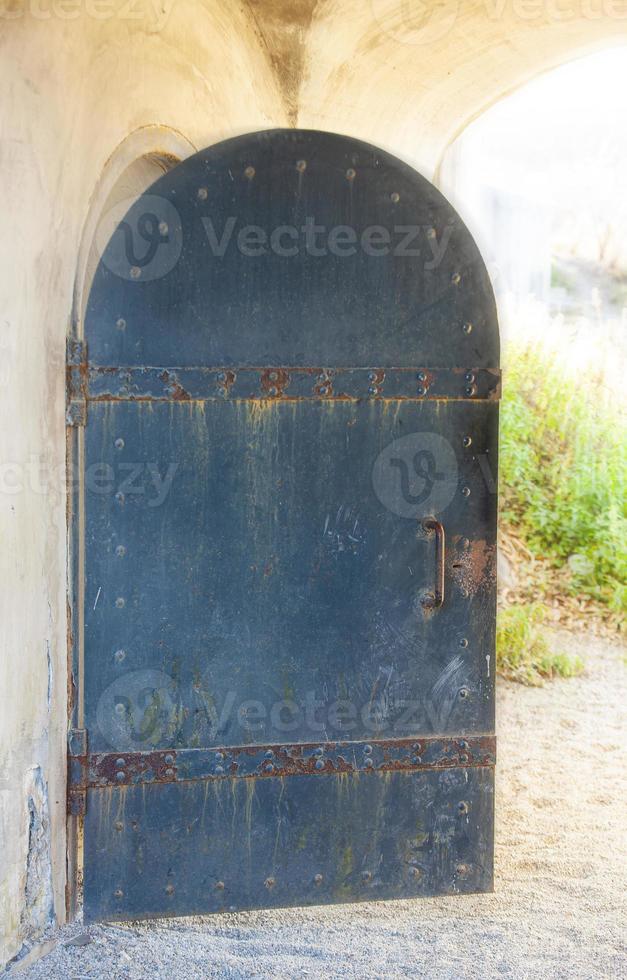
[
  {"x1": 68, "y1": 727, "x2": 88, "y2": 815},
  {"x1": 66, "y1": 338, "x2": 87, "y2": 427}
]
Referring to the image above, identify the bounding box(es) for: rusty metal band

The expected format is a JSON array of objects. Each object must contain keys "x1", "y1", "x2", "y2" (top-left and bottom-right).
[
  {"x1": 73, "y1": 735, "x2": 496, "y2": 791},
  {"x1": 72, "y1": 365, "x2": 501, "y2": 403}
]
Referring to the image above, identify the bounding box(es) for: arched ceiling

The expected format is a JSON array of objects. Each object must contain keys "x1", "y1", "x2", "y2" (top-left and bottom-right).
[{"x1": 245, "y1": 0, "x2": 627, "y2": 175}]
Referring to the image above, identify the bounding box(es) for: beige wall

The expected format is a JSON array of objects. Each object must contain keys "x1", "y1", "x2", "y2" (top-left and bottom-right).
[{"x1": 1, "y1": 0, "x2": 625, "y2": 966}]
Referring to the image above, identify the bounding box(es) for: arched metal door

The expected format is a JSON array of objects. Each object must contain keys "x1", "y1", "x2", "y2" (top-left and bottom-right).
[{"x1": 68, "y1": 129, "x2": 499, "y2": 921}]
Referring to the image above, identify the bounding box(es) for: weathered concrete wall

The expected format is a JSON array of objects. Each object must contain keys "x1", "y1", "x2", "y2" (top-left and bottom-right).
[
  {"x1": 0, "y1": 5, "x2": 285, "y2": 966},
  {"x1": 0, "y1": 0, "x2": 625, "y2": 966}
]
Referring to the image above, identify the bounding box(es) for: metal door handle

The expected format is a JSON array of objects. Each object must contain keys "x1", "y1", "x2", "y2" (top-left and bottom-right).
[{"x1": 422, "y1": 518, "x2": 445, "y2": 608}]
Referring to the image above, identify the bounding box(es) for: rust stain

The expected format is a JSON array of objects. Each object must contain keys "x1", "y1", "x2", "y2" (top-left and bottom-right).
[
  {"x1": 450, "y1": 538, "x2": 496, "y2": 597},
  {"x1": 260, "y1": 368, "x2": 291, "y2": 397},
  {"x1": 217, "y1": 369, "x2": 236, "y2": 396},
  {"x1": 84, "y1": 736, "x2": 496, "y2": 789},
  {"x1": 91, "y1": 750, "x2": 178, "y2": 787},
  {"x1": 159, "y1": 370, "x2": 191, "y2": 401},
  {"x1": 312, "y1": 370, "x2": 333, "y2": 397},
  {"x1": 367, "y1": 369, "x2": 386, "y2": 396}
]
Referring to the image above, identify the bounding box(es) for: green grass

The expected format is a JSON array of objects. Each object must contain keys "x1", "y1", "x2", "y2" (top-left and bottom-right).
[
  {"x1": 550, "y1": 263, "x2": 577, "y2": 294},
  {"x1": 496, "y1": 603, "x2": 584, "y2": 685},
  {"x1": 499, "y1": 343, "x2": 627, "y2": 613}
]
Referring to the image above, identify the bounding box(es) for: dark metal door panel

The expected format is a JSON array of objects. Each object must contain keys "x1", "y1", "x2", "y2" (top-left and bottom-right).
[
  {"x1": 85, "y1": 130, "x2": 498, "y2": 369},
  {"x1": 84, "y1": 398, "x2": 497, "y2": 751},
  {"x1": 71, "y1": 128, "x2": 500, "y2": 922},
  {"x1": 83, "y1": 767, "x2": 494, "y2": 922}
]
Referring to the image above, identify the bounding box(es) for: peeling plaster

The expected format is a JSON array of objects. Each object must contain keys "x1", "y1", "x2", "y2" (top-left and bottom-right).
[{"x1": 21, "y1": 768, "x2": 54, "y2": 938}]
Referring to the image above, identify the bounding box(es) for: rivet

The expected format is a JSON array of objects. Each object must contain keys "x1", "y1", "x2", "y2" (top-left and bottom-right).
[
  {"x1": 459, "y1": 753, "x2": 469, "y2": 763},
  {"x1": 465, "y1": 371, "x2": 475, "y2": 384},
  {"x1": 165, "y1": 768, "x2": 175, "y2": 778},
  {"x1": 368, "y1": 386, "x2": 378, "y2": 395},
  {"x1": 264, "y1": 750, "x2": 274, "y2": 759},
  {"x1": 465, "y1": 385, "x2": 476, "y2": 397},
  {"x1": 412, "y1": 755, "x2": 422, "y2": 765},
  {"x1": 313, "y1": 747, "x2": 324, "y2": 757},
  {"x1": 244, "y1": 166, "x2": 255, "y2": 179},
  {"x1": 197, "y1": 187, "x2": 208, "y2": 201},
  {"x1": 114, "y1": 703, "x2": 125, "y2": 716},
  {"x1": 114, "y1": 889, "x2": 124, "y2": 898},
  {"x1": 461, "y1": 537, "x2": 470, "y2": 549},
  {"x1": 115, "y1": 545, "x2": 126, "y2": 557},
  {"x1": 114, "y1": 438, "x2": 124, "y2": 450},
  {"x1": 158, "y1": 221, "x2": 168, "y2": 236},
  {"x1": 268, "y1": 386, "x2": 278, "y2": 397},
  {"x1": 410, "y1": 866, "x2": 422, "y2": 878},
  {"x1": 390, "y1": 191, "x2": 400, "y2": 203},
  {"x1": 265, "y1": 762, "x2": 275, "y2": 773},
  {"x1": 114, "y1": 821, "x2": 124, "y2": 832},
  {"x1": 217, "y1": 371, "x2": 226, "y2": 382},
  {"x1": 456, "y1": 863, "x2": 469, "y2": 876},
  {"x1": 296, "y1": 159, "x2": 307, "y2": 172},
  {"x1": 115, "y1": 318, "x2": 126, "y2": 330},
  {"x1": 115, "y1": 757, "x2": 125, "y2": 768},
  {"x1": 459, "y1": 687, "x2": 470, "y2": 700},
  {"x1": 115, "y1": 597, "x2": 125, "y2": 608},
  {"x1": 462, "y1": 436, "x2": 472, "y2": 448},
  {"x1": 361, "y1": 871, "x2": 372, "y2": 883},
  {"x1": 265, "y1": 876, "x2": 276, "y2": 889},
  {"x1": 459, "y1": 740, "x2": 469, "y2": 751},
  {"x1": 314, "y1": 759, "x2": 325, "y2": 771},
  {"x1": 364, "y1": 758, "x2": 374, "y2": 768},
  {"x1": 215, "y1": 880, "x2": 225, "y2": 890},
  {"x1": 215, "y1": 752, "x2": 224, "y2": 761},
  {"x1": 346, "y1": 168, "x2": 356, "y2": 180},
  {"x1": 417, "y1": 371, "x2": 426, "y2": 382},
  {"x1": 268, "y1": 371, "x2": 277, "y2": 381},
  {"x1": 114, "y1": 649, "x2": 126, "y2": 663},
  {"x1": 462, "y1": 322, "x2": 473, "y2": 334},
  {"x1": 412, "y1": 742, "x2": 422, "y2": 751},
  {"x1": 215, "y1": 765, "x2": 224, "y2": 775},
  {"x1": 459, "y1": 638, "x2": 469, "y2": 648},
  {"x1": 165, "y1": 883, "x2": 175, "y2": 895},
  {"x1": 461, "y1": 588, "x2": 469, "y2": 598},
  {"x1": 364, "y1": 745, "x2": 372, "y2": 755},
  {"x1": 461, "y1": 486, "x2": 471, "y2": 497},
  {"x1": 416, "y1": 386, "x2": 426, "y2": 397},
  {"x1": 130, "y1": 266, "x2": 141, "y2": 279},
  {"x1": 314, "y1": 873, "x2": 323, "y2": 885},
  {"x1": 458, "y1": 801, "x2": 469, "y2": 814},
  {"x1": 164, "y1": 754, "x2": 174, "y2": 765},
  {"x1": 451, "y1": 272, "x2": 461, "y2": 285},
  {"x1": 368, "y1": 372, "x2": 377, "y2": 382},
  {"x1": 426, "y1": 227, "x2": 436, "y2": 240},
  {"x1": 115, "y1": 771, "x2": 125, "y2": 783}
]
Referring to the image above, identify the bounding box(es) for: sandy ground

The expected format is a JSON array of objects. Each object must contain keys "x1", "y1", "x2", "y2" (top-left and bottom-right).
[{"x1": 12, "y1": 633, "x2": 627, "y2": 979}]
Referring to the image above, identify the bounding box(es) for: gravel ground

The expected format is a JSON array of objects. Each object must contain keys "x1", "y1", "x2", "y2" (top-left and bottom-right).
[{"x1": 12, "y1": 633, "x2": 627, "y2": 979}]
